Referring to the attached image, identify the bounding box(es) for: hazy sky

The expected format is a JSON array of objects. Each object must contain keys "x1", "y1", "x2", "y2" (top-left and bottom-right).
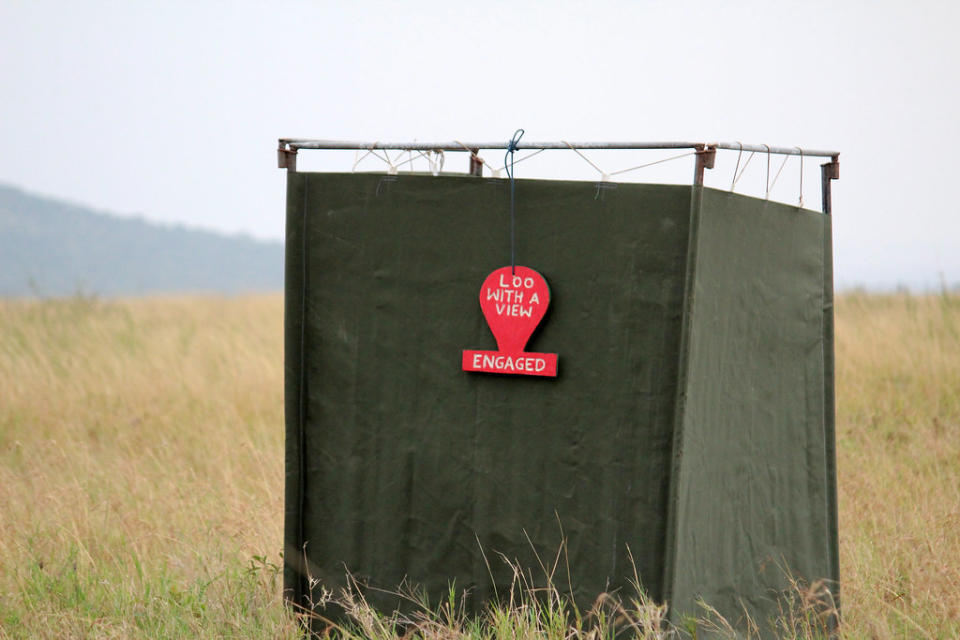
[{"x1": 2, "y1": 1, "x2": 958, "y2": 289}]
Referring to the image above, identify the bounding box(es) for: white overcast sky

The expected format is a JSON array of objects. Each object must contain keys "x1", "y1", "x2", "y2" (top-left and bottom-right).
[{"x1": 2, "y1": 0, "x2": 958, "y2": 289}]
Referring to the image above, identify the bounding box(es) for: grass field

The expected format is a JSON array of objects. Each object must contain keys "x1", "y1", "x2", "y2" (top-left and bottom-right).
[{"x1": 0, "y1": 293, "x2": 958, "y2": 638}]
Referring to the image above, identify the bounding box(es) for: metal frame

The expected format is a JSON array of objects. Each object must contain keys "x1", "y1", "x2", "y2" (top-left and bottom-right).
[{"x1": 277, "y1": 139, "x2": 840, "y2": 214}]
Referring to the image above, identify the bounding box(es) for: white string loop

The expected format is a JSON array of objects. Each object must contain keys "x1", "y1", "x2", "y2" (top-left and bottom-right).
[
  {"x1": 768, "y1": 153, "x2": 792, "y2": 194},
  {"x1": 732, "y1": 151, "x2": 755, "y2": 190},
  {"x1": 608, "y1": 151, "x2": 696, "y2": 177},
  {"x1": 382, "y1": 150, "x2": 398, "y2": 175},
  {"x1": 730, "y1": 142, "x2": 743, "y2": 191},
  {"x1": 563, "y1": 141, "x2": 608, "y2": 182},
  {"x1": 763, "y1": 144, "x2": 772, "y2": 199},
  {"x1": 431, "y1": 150, "x2": 444, "y2": 176},
  {"x1": 797, "y1": 147, "x2": 805, "y2": 208},
  {"x1": 494, "y1": 148, "x2": 545, "y2": 176},
  {"x1": 390, "y1": 149, "x2": 431, "y2": 172},
  {"x1": 352, "y1": 142, "x2": 382, "y2": 172}
]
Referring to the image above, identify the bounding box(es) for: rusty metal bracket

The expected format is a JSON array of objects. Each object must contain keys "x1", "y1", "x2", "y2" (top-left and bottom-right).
[
  {"x1": 693, "y1": 145, "x2": 717, "y2": 186},
  {"x1": 278, "y1": 142, "x2": 298, "y2": 172},
  {"x1": 820, "y1": 155, "x2": 840, "y2": 215},
  {"x1": 468, "y1": 148, "x2": 483, "y2": 176}
]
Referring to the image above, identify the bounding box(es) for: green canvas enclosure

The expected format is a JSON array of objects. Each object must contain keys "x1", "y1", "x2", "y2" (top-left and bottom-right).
[{"x1": 283, "y1": 172, "x2": 838, "y2": 635}]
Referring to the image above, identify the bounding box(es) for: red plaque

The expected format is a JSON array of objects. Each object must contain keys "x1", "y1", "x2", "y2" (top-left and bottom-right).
[{"x1": 462, "y1": 266, "x2": 558, "y2": 377}]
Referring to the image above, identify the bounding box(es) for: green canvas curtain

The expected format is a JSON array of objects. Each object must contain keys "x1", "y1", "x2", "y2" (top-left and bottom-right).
[{"x1": 283, "y1": 172, "x2": 838, "y2": 636}]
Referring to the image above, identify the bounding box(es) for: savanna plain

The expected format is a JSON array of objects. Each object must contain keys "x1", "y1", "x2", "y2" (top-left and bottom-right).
[{"x1": 0, "y1": 293, "x2": 958, "y2": 639}]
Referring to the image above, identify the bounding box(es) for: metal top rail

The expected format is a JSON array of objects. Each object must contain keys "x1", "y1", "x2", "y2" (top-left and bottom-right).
[
  {"x1": 276, "y1": 138, "x2": 840, "y2": 213},
  {"x1": 278, "y1": 138, "x2": 839, "y2": 158}
]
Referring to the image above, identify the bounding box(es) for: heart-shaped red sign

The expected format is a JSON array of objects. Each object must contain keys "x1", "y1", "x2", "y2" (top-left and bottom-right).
[{"x1": 478, "y1": 266, "x2": 550, "y2": 352}]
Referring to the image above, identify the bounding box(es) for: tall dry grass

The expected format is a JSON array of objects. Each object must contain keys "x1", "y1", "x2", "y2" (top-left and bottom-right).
[
  {"x1": 835, "y1": 293, "x2": 960, "y2": 637},
  {"x1": 0, "y1": 292, "x2": 957, "y2": 638},
  {"x1": 0, "y1": 295, "x2": 295, "y2": 638}
]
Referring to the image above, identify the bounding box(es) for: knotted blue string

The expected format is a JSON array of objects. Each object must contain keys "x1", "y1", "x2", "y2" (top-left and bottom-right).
[{"x1": 505, "y1": 129, "x2": 524, "y2": 275}]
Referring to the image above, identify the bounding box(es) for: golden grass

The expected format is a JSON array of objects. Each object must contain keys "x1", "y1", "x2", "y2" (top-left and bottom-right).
[
  {"x1": 834, "y1": 293, "x2": 960, "y2": 637},
  {"x1": 0, "y1": 295, "x2": 295, "y2": 638},
  {"x1": 0, "y1": 292, "x2": 957, "y2": 638}
]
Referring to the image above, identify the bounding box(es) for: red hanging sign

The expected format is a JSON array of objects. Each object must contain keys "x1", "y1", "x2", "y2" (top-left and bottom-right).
[{"x1": 462, "y1": 266, "x2": 558, "y2": 377}]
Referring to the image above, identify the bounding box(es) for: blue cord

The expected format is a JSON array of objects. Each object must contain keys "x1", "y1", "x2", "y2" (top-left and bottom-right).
[{"x1": 505, "y1": 129, "x2": 524, "y2": 275}]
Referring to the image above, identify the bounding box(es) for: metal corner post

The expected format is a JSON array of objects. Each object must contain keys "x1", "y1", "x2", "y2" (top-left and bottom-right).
[
  {"x1": 468, "y1": 148, "x2": 483, "y2": 176},
  {"x1": 278, "y1": 140, "x2": 298, "y2": 172},
  {"x1": 693, "y1": 145, "x2": 717, "y2": 186},
  {"x1": 820, "y1": 156, "x2": 839, "y2": 214}
]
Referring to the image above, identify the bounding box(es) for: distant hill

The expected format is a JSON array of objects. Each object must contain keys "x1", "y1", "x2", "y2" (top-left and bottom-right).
[{"x1": 0, "y1": 183, "x2": 284, "y2": 297}]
